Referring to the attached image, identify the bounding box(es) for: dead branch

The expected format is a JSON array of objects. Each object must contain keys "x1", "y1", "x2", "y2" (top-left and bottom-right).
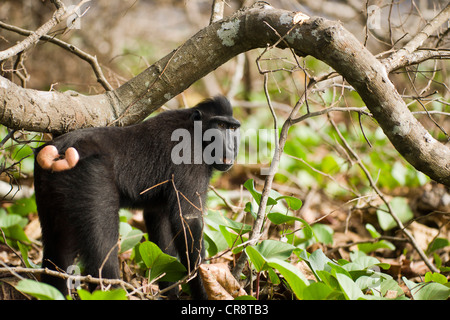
[
  {"x1": 383, "y1": 3, "x2": 450, "y2": 72},
  {"x1": 0, "y1": 266, "x2": 136, "y2": 294},
  {"x1": 0, "y1": 21, "x2": 112, "y2": 91},
  {"x1": 0, "y1": 0, "x2": 90, "y2": 62}
]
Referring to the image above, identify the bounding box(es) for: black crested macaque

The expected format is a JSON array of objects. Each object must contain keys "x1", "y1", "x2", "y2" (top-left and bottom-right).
[{"x1": 34, "y1": 96, "x2": 240, "y2": 299}]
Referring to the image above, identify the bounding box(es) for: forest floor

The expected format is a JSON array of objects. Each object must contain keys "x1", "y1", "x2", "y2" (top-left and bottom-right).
[{"x1": 0, "y1": 173, "x2": 449, "y2": 300}]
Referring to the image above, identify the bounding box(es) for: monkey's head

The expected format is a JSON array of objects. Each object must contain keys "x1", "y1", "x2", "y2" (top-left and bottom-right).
[{"x1": 192, "y1": 96, "x2": 240, "y2": 171}]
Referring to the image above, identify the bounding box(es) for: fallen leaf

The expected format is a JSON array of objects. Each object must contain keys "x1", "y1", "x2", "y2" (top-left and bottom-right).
[
  {"x1": 199, "y1": 263, "x2": 246, "y2": 300},
  {"x1": 407, "y1": 221, "x2": 439, "y2": 251}
]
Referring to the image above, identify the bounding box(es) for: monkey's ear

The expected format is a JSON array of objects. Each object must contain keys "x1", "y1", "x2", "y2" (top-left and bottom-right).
[{"x1": 191, "y1": 110, "x2": 202, "y2": 121}]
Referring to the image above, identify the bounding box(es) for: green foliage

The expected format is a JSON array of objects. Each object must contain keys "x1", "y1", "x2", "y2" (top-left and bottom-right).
[
  {"x1": 119, "y1": 218, "x2": 144, "y2": 254},
  {"x1": 18, "y1": 241, "x2": 40, "y2": 268},
  {"x1": 0, "y1": 195, "x2": 37, "y2": 247},
  {"x1": 357, "y1": 224, "x2": 395, "y2": 253},
  {"x1": 403, "y1": 276, "x2": 450, "y2": 300},
  {"x1": 76, "y1": 288, "x2": 128, "y2": 300},
  {"x1": 0, "y1": 128, "x2": 42, "y2": 177},
  {"x1": 204, "y1": 209, "x2": 252, "y2": 256},
  {"x1": 7, "y1": 196, "x2": 37, "y2": 216},
  {"x1": 237, "y1": 179, "x2": 449, "y2": 300},
  {"x1": 427, "y1": 237, "x2": 450, "y2": 255},
  {"x1": 15, "y1": 279, "x2": 128, "y2": 300},
  {"x1": 136, "y1": 240, "x2": 186, "y2": 282},
  {"x1": 376, "y1": 197, "x2": 413, "y2": 231},
  {"x1": 245, "y1": 241, "x2": 309, "y2": 299},
  {"x1": 246, "y1": 244, "x2": 450, "y2": 300},
  {"x1": 15, "y1": 279, "x2": 65, "y2": 300},
  {"x1": 243, "y1": 179, "x2": 277, "y2": 207},
  {"x1": 9, "y1": 179, "x2": 445, "y2": 301},
  {"x1": 0, "y1": 208, "x2": 30, "y2": 247}
]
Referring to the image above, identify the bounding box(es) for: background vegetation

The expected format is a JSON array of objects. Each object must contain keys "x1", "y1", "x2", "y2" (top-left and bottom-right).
[{"x1": 0, "y1": 0, "x2": 449, "y2": 300}]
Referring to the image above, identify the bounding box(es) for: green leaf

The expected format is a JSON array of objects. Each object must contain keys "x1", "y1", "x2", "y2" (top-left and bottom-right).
[
  {"x1": 1, "y1": 224, "x2": 30, "y2": 243},
  {"x1": 312, "y1": 224, "x2": 333, "y2": 245},
  {"x1": 18, "y1": 241, "x2": 31, "y2": 268},
  {"x1": 254, "y1": 239, "x2": 295, "y2": 261},
  {"x1": 203, "y1": 227, "x2": 228, "y2": 257},
  {"x1": 342, "y1": 255, "x2": 390, "y2": 273},
  {"x1": 427, "y1": 237, "x2": 450, "y2": 254},
  {"x1": 119, "y1": 222, "x2": 144, "y2": 253},
  {"x1": 246, "y1": 242, "x2": 308, "y2": 298},
  {"x1": 267, "y1": 212, "x2": 314, "y2": 239},
  {"x1": 267, "y1": 268, "x2": 280, "y2": 285},
  {"x1": 327, "y1": 262, "x2": 352, "y2": 279},
  {"x1": 316, "y1": 270, "x2": 340, "y2": 290},
  {"x1": 219, "y1": 225, "x2": 245, "y2": 254},
  {"x1": 365, "y1": 223, "x2": 381, "y2": 238},
  {"x1": 15, "y1": 279, "x2": 65, "y2": 300},
  {"x1": 335, "y1": 273, "x2": 364, "y2": 300},
  {"x1": 234, "y1": 295, "x2": 257, "y2": 300},
  {"x1": 275, "y1": 196, "x2": 302, "y2": 210},
  {"x1": 77, "y1": 288, "x2": 128, "y2": 300},
  {"x1": 358, "y1": 240, "x2": 395, "y2": 254},
  {"x1": 17, "y1": 242, "x2": 38, "y2": 268},
  {"x1": 0, "y1": 210, "x2": 25, "y2": 228},
  {"x1": 205, "y1": 210, "x2": 252, "y2": 234},
  {"x1": 244, "y1": 202, "x2": 257, "y2": 219},
  {"x1": 7, "y1": 196, "x2": 37, "y2": 216},
  {"x1": 424, "y1": 272, "x2": 448, "y2": 285},
  {"x1": 355, "y1": 275, "x2": 381, "y2": 293},
  {"x1": 139, "y1": 241, "x2": 186, "y2": 282},
  {"x1": 297, "y1": 249, "x2": 336, "y2": 280},
  {"x1": 302, "y1": 282, "x2": 335, "y2": 300},
  {"x1": 266, "y1": 212, "x2": 299, "y2": 224},
  {"x1": 403, "y1": 277, "x2": 450, "y2": 300},
  {"x1": 380, "y1": 279, "x2": 405, "y2": 298},
  {"x1": 245, "y1": 240, "x2": 295, "y2": 272},
  {"x1": 266, "y1": 258, "x2": 309, "y2": 299},
  {"x1": 376, "y1": 197, "x2": 413, "y2": 231},
  {"x1": 391, "y1": 161, "x2": 408, "y2": 186},
  {"x1": 0, "y1": 209, "x2": 29, "y2": 245},
  {"x1": 243, "y1": 179, "x2": 277, "y2": 206},
  {"x1": 245, "y1": 246, "x2": 268, "y2": 272}
]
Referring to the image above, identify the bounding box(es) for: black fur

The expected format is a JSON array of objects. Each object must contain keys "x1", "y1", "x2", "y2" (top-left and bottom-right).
[{"x1": 34, "y1": 96, "x2": 240, "y2": 299}]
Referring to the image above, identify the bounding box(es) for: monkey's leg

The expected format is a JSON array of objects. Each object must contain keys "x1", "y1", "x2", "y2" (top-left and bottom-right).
[
  {"x1": 144, "y1": 206, "x2": 181, "y2": 299},
  {"x1": 170, "y1": 206, "x2": 208, "y2": 300},
  {"x1": 74, "y1": 159, "x2": 121, "y2": 291}
]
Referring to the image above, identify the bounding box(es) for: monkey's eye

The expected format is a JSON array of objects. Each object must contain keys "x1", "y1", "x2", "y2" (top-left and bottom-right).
[{"x1": 218, "y1": 123, "x2": 226, "y2": 129}]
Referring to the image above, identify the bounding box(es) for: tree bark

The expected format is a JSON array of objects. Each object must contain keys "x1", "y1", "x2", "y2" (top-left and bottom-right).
[{"x1": 1, "y1": 4, "x2": 450, "y2": 185}]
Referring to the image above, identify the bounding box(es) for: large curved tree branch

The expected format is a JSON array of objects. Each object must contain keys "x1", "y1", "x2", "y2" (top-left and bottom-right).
[{"x1": 1, "y1": 4, "x2": 450, "y2": 186}]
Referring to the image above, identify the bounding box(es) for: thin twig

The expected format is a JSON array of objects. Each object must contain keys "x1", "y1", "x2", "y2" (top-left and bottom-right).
[
  {"x1": 0, "y1": 0, "x2": 90, "y2": 62},
  {"x1": 383, "y1": 3, "x2": 450, "y2": 72},
  {"x1": 291, "y1": 106, "x2": 372, "y2": 124},
  {"x1": 0, "y1": 266, "x2": 136, "y2": 292},
  {"x1": 0, "y1": 20, "x2": 112, "y2": 91},
  {"x1": 210, "y1": 0, "x2": 225, "y2": 24},
  {"x1": 0, "y1": 227, "x2": 37, "y2": 281}
]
